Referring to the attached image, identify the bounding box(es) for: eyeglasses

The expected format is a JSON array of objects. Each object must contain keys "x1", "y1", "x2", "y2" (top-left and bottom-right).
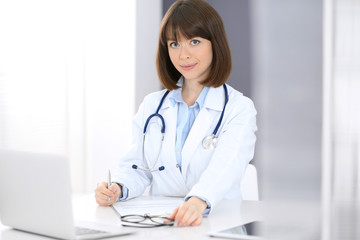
[{"x1": 120, "y1": 214, "x2": 174, "y2": 228}]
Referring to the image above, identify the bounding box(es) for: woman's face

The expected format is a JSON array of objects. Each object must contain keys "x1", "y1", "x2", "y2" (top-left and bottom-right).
[{"x1": 167, "y1": 33, "x2": 213, "y2": 85}]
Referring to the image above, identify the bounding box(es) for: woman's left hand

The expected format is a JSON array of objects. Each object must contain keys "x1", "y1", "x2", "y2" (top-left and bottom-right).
[{"x1": 168, "y1": 197, "x2": 208, "y2": 227}]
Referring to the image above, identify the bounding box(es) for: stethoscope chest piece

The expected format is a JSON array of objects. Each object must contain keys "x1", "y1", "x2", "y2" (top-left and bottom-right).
[{"x1": 202, "y1": 135, "x2": 217, "y2": 150}]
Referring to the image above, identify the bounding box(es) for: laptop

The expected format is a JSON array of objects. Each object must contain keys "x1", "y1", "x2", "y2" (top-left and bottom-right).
[{"x1": 0, "y1": 149, "x2": 134, "y2": 240}]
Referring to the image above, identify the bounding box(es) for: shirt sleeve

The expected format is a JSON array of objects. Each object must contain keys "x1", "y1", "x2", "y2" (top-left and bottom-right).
[{"x1": 115, "y1": 183, "x2": 129, "y2": 201}]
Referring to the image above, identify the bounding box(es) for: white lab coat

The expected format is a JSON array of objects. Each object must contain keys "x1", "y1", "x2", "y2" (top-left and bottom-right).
[{"x1": 113, "y1": 83, "x2": 257, "y2": 210}]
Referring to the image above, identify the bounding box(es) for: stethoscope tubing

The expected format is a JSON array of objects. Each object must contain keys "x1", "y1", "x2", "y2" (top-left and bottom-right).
[
  {"x1": 212, "y1": 84, "x2": 229, "y2": 136},
  {"x1": 143, "y1": 90, "x2": 170, "y2": 134},
  {"x1": 141, "y1": 133, "x2": 164, "y2": 171},
  {"x1": 134, "y1": 84, "x2": 228, "y2": 172}
]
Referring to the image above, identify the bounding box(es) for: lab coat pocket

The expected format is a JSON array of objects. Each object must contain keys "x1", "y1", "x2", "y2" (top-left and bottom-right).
[{"x1": 150, "y1": 164, "x2": 188, "y2": 197}]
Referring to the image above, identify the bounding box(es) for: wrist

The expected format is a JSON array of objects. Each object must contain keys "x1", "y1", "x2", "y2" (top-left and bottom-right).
[{"x1": 189, "y1": 196, "x2": 208, "y2": 211}]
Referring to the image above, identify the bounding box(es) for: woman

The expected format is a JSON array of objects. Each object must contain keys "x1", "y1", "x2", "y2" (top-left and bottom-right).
[{"x1": 95, "y1": 0, "x2": 257, "y2": 227}]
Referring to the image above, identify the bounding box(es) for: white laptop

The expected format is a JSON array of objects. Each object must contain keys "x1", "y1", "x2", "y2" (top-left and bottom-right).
[{"x1": 0, "y1": 149, "x2": 134, "y2": 240}]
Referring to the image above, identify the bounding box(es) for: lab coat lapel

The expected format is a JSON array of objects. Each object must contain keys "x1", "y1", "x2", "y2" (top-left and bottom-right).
[
  {"x1": 181, "y1": 109, "x2": 212, "y2": 177},
  {"x1": 159, "y1": 97, "x2": 189, "y2": 190},
  {"x1": 181, "y1": 86, "x2": 224, "y2": 177},
  {"x1": 159, "y1": 100, "x2": 176, "y2": 155}
]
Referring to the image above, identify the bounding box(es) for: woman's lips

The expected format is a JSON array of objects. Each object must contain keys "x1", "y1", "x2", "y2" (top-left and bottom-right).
[{"x1": 181, "y1": 63, "x2": 197, "y2": 71}]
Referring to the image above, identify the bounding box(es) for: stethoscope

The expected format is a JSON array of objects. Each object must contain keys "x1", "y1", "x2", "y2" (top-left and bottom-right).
[{"x1": 132, "y1": 84, "x2": 229, "y2": 172}]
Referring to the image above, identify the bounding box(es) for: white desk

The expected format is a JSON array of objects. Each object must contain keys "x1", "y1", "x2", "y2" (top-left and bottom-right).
[{"x1": 0, "y1": 194, "x2": 264, "y2": 240}]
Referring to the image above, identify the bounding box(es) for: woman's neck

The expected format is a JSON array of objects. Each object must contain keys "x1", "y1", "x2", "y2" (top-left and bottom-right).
[{"x1": 182, "y1": 80, "x2": 204, "y2": 107}]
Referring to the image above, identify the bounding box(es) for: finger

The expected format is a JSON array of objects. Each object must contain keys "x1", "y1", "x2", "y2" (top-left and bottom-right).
[
  {"x1": 96, "y1": 182, "x2": 113, "y2": 197},
  {"x1": 190, "y1": 215, "x2": 202, "y2": 226},
  {"x1": 109, "y1": 183, "x2": 116, "y2": 191},
  {"x1": 109, "y1": 183, "x2": 120, "y2": 194},
  {"x1": 174, "y1": 206, "x2": 192, "y2": 227},
  {"x1": 100, "y1": 186, "x2": 112, "y2": 195},
  {"x1": 108, "y1": 191, "x2": 120, "y2": 205},
  {"x1": 178, "y1": 210, "x2": 196, "y2": 227},
  {"x1": 169, "y1": 206, "x2": 179, "y2": 220},
  {"x1": 97, "y1": 181, "x2": 108, "y2": 189},
  {"x1": 95, "y1": 191, "x2": 102, "y2": 206},
  {"x1": 95, "y1": 187, "x2": 112, "y2": 201},
  {"x1": 99, "y1": 186, "x2": 113, "y2": 199},
  {"x1": 95, "y1": 195, "x2": 108, "y2": 206},
  {"x1": 95, "y1": 182, "x2": 114, "y2": 206},
  {"x1": 174, "y1": 204, "x2": 187, "y2": 222},
  {"x1": 95, "y1": 192, "x2": 107, "y2": 206},
  {"x1": 110, "y1": 185, "x2": 120, "y2": 203},
  {"x1": 95, "y1": 190, "x2": 113, "y2": 206},
  {"x1": 98, "y1": 197, "x2": 112, "y2": 206}
]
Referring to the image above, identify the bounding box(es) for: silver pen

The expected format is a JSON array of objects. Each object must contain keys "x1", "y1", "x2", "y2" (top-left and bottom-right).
[{"x1": 108, "y1": 169, "x2": 111, "y2": 201}]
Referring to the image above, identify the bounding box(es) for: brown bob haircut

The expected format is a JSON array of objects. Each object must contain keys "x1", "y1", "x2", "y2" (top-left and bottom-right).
[{"x1": 156, "y1": 0, "x2": 232, "y2": 90}]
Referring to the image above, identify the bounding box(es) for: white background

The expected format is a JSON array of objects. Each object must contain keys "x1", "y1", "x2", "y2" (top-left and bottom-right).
[{"x1": 0, "y1": 0, "x2": 162, "y2": 193}]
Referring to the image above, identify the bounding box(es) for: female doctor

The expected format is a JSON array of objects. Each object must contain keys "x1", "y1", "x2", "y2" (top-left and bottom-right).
[{"x1": 95, "y1": 0, "x2": 257, "y2": 227}]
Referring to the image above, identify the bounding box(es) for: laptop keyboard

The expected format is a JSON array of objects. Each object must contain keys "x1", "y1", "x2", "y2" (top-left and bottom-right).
[{"x1": 75, "y1": 227, "x2": 107, "y2": 236}]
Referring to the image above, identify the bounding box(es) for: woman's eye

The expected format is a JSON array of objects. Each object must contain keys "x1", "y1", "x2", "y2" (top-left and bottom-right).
[
  {"x1": 169, "y1": 42, "x2": 179, "y2": 48},
  {"x1": 190, "y1": 40, "x2": 200, "y2": 45}
]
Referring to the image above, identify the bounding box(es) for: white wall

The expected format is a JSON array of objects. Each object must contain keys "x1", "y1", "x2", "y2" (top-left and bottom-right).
[
  {"x1": 0, "y1": 0, "x2": 68, "y2": 155},
  {"x1": 82, "y1": 1, "x2": 137, "y2": 192},
  {"x1": 0, "y1": 0, "x2": 140, "y2": 193},
  {"x1": 135, "y1": 0, "x2": 163, "y2": 110}
]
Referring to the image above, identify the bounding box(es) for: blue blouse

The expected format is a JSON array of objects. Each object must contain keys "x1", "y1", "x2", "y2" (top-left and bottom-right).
[{"x1": 169, "y1": 85, "x2": 209, "y2": 172}]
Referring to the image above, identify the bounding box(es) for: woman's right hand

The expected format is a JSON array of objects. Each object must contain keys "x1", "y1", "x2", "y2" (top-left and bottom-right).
[{"x1": 94, "y1": 181, "x2": 122, "y2": 206}]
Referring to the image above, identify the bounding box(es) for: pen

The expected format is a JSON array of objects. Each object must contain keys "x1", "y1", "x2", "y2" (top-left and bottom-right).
[{"x1": 108, "y1": 169, "x2": 111, "y2": 201}]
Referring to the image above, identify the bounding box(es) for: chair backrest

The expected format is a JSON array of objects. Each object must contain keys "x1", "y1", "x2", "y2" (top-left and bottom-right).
[{"x1": 241, "y1": 164, "x2": 259, "y2": 200}]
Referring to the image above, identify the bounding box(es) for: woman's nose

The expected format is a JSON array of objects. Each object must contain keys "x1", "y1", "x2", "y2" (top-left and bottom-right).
[{"x1": 179, "y1": 46, "x2": 190, "y2": 60}]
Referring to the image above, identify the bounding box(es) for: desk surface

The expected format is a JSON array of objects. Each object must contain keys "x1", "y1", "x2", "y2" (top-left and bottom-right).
[{"x1": 0, "y1": 194, "x2": 264, "y2": 240}]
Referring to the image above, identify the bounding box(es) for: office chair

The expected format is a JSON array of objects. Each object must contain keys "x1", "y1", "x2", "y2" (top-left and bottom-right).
[{"x1": 241, "y1": 164, "x2": 259, "y2": 200}]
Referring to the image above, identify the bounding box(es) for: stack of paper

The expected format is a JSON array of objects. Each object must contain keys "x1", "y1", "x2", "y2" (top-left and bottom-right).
[{"x1": 112, "y1": 196, "x2": 184, "y2": 216}]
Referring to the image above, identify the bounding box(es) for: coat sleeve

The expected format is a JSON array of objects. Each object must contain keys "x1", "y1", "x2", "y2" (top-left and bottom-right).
[
  {"x1": 185, "y1": 95, "x2": 257, "y2": 210},
  {"x1": 112, "y1": 98, "x2": 153, "y2": 200}
]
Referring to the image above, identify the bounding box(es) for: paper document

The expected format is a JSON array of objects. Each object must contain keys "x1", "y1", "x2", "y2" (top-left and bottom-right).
[{"x1": 112, "y1": 196, "x2": 184, "y2": 216}]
